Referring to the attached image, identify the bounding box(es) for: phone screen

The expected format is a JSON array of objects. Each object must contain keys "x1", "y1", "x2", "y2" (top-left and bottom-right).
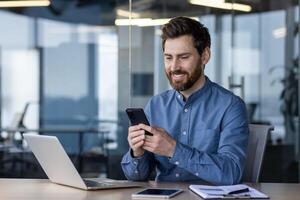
[
  {"x1": 137, "y1": 189, "x2": 180, "y2": 195},
  {"x1": 132, "y1": 188, "x2": 182, "y2": 198}
]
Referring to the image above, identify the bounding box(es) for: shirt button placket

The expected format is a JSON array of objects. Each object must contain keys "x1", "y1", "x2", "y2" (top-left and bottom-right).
[{"x1": 182, "y1": 107, "x2": 189, "y2": 144}]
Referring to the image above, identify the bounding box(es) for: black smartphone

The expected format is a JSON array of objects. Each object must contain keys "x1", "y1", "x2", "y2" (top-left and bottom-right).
[
  {"x1": 132, "y1": 188, "x2": 183, "y2": 198},
  {"x1": 126, "y1": 108, "x2": 153, "y2": 136}
]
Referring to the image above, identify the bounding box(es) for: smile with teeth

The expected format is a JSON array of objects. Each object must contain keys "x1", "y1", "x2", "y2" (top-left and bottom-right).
[{"x1": 172, "y1": 73, "x2": 186, "y2": 81}]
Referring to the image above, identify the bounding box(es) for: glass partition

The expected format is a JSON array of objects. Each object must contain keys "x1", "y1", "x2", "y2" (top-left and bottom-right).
[{"x1": 0, "y1": 11, "x2": 39, "y2": 141}]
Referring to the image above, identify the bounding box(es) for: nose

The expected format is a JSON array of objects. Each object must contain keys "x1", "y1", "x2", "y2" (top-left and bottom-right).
[{"x1": 170, "y1": 58, "x2": 180, "y2": 72}]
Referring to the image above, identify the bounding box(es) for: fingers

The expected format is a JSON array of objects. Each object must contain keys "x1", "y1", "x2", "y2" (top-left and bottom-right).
[
  {"x1": 128, "y1": 124, "x2": 168, "y2": 154},
  {"x1": 128, "y1": 126, "x2": 146, "y2": 151},
  {"x1": 132, "y1": 139, "x2": 144, "y2": 150},
  {"x1": 131, "y1": 134, "x2": 145, "y2": 146},
  {"x1": 128, "y1": 124, "x2": 143, "y2": 132},
  {"x1": 138, "y1": 124, "x2": 154, "y2": 134},
  {"x1": 143, "y1": 136, "x2": 157, "y2": 149},
  {"x1": 128, "y1": 129, "x2": 145, "y2": 140},
  {"x1": 128, "y1": 130, "x2": 144, "y2": 146},
  {"x1": 142, "y1": 145, "x2": 153, "y2": 153},
  {"x1": 143, "y1": 141, "x2": 155, "y2": 150},
  {"x1": 129, "y1": 124, "x2": 159, "y2": 136},
  {"x1": 144, "y1": 135, "x2": 154, "y2": 143},
  {"x1": 139, "y1": 125, "x2": 166, "y2": 137},
  {"x1": 143, "y1": 139, "x2": 160, "y2": 154}
]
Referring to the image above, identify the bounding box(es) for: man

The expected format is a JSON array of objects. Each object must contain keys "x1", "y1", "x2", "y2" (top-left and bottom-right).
[{"x1": 121, "y1": 16, "x2": 249, "y2": 185}]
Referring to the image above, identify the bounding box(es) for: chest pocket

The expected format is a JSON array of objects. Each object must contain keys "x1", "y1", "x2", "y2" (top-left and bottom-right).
[{"x1": 190, "y1": 128, "x2": 220, "y2": 153}]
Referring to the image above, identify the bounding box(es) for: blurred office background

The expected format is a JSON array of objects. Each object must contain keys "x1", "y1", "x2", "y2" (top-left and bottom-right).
[{"x1": 0, "y1": 0, "x2": 299, "y2": 182}]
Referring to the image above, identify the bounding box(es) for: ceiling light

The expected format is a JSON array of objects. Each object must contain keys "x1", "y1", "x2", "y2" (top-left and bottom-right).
[
  {"x1": 116, "y1": 9, "x2": 141, "y2": 18},
  {"x1": 189, "y1": 0, "x2": 252, "y2": 12},
  {"x1": 115, "y1": 18, "x2": 153, "y2": 26},
  {"x1": 138, "y1": 18, "x2": 172, "y2": 27},
  {"x1": 273, "y1": 27, "x2": 286, "y2": 39},
  {"x1": 115, "y1": 17, "x2": 199, "y2": 27},
  {"x1": 0, "y1": 0, "x2": 50, "y2": 8}
]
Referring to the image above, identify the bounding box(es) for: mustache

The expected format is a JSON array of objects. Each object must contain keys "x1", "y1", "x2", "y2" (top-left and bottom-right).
[{"x1": 170, "y1": 70, "x2": 188, "y2": 75}]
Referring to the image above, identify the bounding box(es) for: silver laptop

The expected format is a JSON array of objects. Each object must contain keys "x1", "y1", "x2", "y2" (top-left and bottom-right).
[{"x1": 24, "y1": 134, "x2": 141, "y2": 190}]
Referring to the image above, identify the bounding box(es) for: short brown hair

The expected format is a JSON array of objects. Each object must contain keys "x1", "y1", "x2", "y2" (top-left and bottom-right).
[{"x1": 161, "y1": 16, "x2": 211, "y2": 56}]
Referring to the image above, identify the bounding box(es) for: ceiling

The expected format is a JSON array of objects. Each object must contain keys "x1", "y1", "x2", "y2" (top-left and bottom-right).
[{"x1": 0, "y1": 0, "x2": 297, "y2": 26}]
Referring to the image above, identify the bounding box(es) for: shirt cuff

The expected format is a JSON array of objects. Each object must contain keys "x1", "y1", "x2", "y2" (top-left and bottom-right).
[
  {"x1": 169, "y1": 142, "x2": 193, "y2": 168},
  {"x1": 123, "y1": 149, "x2": 150, "y2": 165}
]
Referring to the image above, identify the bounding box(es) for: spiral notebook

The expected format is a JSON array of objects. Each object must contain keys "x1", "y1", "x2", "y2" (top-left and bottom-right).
[{"x1": 189, "y1": 184, "x2": 269, "y2": 199}]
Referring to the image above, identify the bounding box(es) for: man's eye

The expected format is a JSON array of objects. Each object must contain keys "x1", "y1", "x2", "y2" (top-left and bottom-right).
[
  {"x1": 165, "y1": 57, "x2": 172, "y2": 60},
  {"x1": 181, "y1": 56, "x2": 189, "y2": 59}
]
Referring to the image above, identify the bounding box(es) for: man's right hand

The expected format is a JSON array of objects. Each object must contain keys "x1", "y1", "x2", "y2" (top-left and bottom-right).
[{"x1": 128, "y1": 124, "x2": 146, "y2": 157}]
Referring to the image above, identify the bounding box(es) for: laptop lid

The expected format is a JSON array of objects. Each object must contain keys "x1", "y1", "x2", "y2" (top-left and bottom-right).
[{"x1": 24, "y1": 134, "x2": 87, "y2": 190}]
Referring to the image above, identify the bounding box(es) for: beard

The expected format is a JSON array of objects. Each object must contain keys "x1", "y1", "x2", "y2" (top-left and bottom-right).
[{"x1": 166, "y1": 64, "x2": 203, "y2": 91}]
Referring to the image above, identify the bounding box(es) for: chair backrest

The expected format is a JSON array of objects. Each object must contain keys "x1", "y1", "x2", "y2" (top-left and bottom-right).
[{"x1": 242, "y1": 124, "x2": 274, "y2": 183}]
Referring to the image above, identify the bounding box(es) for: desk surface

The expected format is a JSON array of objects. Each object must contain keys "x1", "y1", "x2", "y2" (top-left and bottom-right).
[{"x1": 0, "y1": 179, "x2": 299, "y2": 200}]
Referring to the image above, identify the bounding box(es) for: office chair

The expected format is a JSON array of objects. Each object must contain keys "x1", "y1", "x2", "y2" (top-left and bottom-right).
[
  {"x1": 242, "y1": 124, "x2": 274, "y2": 183},
  {"x1": 0, "y1": 103, "x2": 38, "y2": 177}
]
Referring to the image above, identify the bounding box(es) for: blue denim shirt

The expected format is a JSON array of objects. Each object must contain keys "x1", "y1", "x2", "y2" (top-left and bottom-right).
[{"x1": 121, "y1": 77, "x2": 249, "y2": 185}]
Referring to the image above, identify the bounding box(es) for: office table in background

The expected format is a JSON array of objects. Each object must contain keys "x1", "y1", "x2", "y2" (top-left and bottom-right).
[
  {"x1": 0, "y1": 127, "x2": 110, "y2": 173},
  {"x1": 0, "y1": 179, "x2": 299, "y2": 200}
]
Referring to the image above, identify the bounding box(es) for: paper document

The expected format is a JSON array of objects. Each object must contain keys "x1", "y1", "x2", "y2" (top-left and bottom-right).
[{"x1": 189, "y1": 184, "x2": 269, "y2": 199}]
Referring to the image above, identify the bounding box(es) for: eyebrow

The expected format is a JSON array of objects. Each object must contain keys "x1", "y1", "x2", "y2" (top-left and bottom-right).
[{"x1": 164, "y1": 53, "x2": 191, "y2": 57}]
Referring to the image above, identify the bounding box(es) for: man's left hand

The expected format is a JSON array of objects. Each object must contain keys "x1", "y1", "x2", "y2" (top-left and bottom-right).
[{"x1": 138, "y1": 124, "x2": 176, "y2": 157}]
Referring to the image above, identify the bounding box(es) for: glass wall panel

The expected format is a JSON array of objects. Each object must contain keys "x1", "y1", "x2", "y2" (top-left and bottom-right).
[
  {"x1": 38, "y1": 18, "x2": 118, "y2": 155},
  {"x1": 259, "y1": 11, "x2": 285, "y2": 140},
  {"x1": 0, "y1": 11, "x2": 39, "y2": 143}
]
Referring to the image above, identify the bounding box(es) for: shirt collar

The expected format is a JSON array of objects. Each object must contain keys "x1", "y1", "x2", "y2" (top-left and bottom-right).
[{"x1": 174, "y1": 76, "x2": 211, "y2": 105}]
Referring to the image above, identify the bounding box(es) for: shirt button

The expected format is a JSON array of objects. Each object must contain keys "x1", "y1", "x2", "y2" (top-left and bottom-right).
[
  {"x1": 135, "y1": 170, "x2": 138, "y2": 174},
  {"x1": 182, "y1": 131, "x2": 187, "y2": 135},
  {"x1": 184, "y1": 108, "x2": 188, "y2": 112},
  {"x1": 177, "y1": 94, "x2": 181, "y2": 98},
  {"x1": 195, "y1": 173, "x2": 199, "y2": 176},
  {"x1": 175, "y1": 161, "x2": 179, "y2": 165},
  {"x1": 175, "y1": 173, "x2": 180, "y2": 177},
  {"x1": 133, "y1": 161, "x2": 137, "y2": 165}
]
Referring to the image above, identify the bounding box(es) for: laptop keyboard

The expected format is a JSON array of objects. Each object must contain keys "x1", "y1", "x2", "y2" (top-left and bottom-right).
[{"x1": 84, "y1": 179, "x2": 114, "y2": 188}]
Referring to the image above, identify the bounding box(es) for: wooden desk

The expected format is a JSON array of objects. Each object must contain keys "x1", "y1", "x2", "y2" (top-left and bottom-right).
[{"x1": 0, "y1": 179, "x2": 299, "y2": 200}]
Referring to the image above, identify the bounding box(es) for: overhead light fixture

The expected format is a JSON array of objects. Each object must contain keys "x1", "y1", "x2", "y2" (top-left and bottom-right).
[
  {"x1": 189, "y1": 0, "x2": 252, "y2": 12},
  {"x1": 115, "y1": 18, "x2": 152, "y2": 26},
  {"x1": 116, "y1": 9, "x2": 141, "y2": 18},
  {"x1": 0, "y1": 0, "x2": 50, "y2": 8},
  {"x1": 115, "y1": 17, "x2": 199, "y2": 27},
  {"x1": 273, "y1": 27, "x2": 286, "y2": 39},
  {"x1": 138, "y1": 18, "x2": 172, "y2": 27}
]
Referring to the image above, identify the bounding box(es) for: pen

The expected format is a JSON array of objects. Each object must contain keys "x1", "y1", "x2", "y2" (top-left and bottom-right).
[
  {"x1": 228, "y1": 188, "x2": 249, "y2": 194},
  {"x1": 223, "y1": 194, "x2": 251, "y2": 199}
]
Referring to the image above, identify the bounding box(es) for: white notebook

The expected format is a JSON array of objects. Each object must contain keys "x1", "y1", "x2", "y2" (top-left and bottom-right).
[{"x1": 189, "y1": 184, "x2": 269, "y2": 199}]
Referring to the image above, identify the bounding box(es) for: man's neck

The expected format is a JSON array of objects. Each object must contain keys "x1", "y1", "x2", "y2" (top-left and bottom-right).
[{"x1": 180, "y1": 75, "x2": 206, "y2": 100}]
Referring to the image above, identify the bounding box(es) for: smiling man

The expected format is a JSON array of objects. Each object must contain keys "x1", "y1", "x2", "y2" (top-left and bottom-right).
[{"x1": 121, "y1": 17, "x2": 249, "y2": 185}]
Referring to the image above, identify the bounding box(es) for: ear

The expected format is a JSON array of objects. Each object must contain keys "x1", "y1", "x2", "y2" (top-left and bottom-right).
[{"x1": 201, "y1": 47, "x2": 211, "y2": 65}]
